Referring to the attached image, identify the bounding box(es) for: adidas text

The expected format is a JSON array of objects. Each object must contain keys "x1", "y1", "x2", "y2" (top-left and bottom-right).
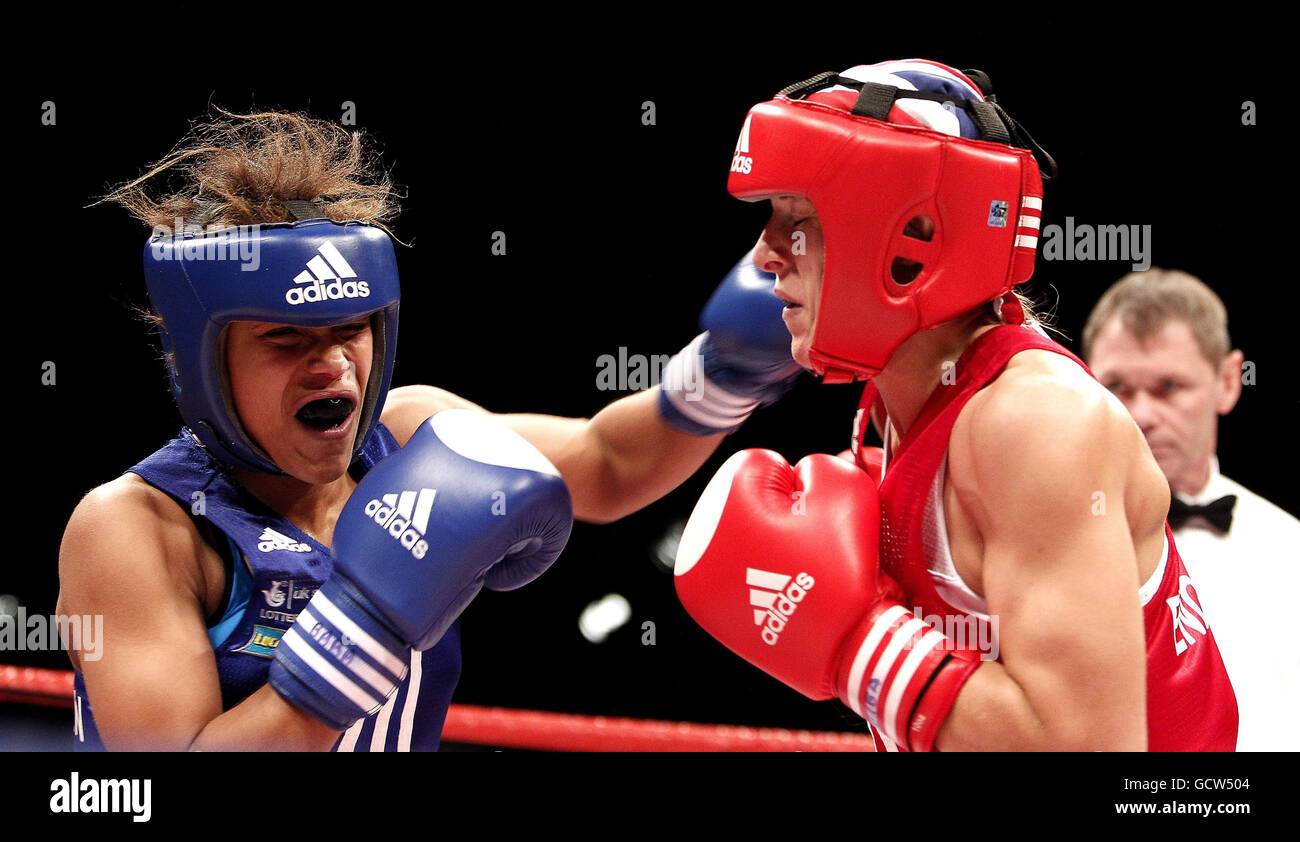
[
  {"x1": 364, "y1": 497, "x2": 430, "y2": 559},
  {"x1": 760, "y1": 572, "x2": 815, "y2": 646},
  {"x1": 285, "y1": 278, "x2": 370, "y2": 305},
  {"x1": 731, "y1": 114, "x2": 753, "y2": 175},
  {"x1": 286, "y1": 240, "x2": 371, "y2": 305}
]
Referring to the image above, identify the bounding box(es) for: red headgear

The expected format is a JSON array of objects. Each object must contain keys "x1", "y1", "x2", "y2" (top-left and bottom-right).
[{"x1": 728, "y1": 60, "x2": 1053, "y2": 382}]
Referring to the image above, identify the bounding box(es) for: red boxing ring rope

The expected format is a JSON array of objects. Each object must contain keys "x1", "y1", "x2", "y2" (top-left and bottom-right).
[{"x1": 0, "y1": 665, "x2": 874, "y2": 751}]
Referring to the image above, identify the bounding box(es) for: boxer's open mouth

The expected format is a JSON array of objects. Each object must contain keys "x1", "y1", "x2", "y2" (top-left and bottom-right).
[
  {"x1": 775, "y1": 290, "x2": 800, "y2": 310},
  {"x1": 296, "y1": 398, "x2": 355, "y2": 430}
]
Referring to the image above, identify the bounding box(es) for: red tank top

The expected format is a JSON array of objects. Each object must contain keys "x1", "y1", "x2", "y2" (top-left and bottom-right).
[{"x1": 852, "y1": 325, "x2": 1238, "y2": 751}]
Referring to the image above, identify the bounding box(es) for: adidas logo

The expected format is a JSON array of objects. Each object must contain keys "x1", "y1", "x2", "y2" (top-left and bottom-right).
[
  {"x1": 257, "y1": 527, "x2": 312, "y2": 553},
  {"x1": 363, "y1": 488, "x2": 436, "y2": 560},
  {"x1": 285, "y1": 240, "x2": 372, "y2": 305},
  {"x1": 748, "y1": 567, "x2": 815, "y2": 646},
  {"x1": 730, "y1": 114, "x2": 753, "y2": 175}
]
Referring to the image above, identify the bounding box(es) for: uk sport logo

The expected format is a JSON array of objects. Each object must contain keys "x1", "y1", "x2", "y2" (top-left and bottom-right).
[
  {"x1": 730, "y1": 114, "x2": 753, "y2": 175},
  {"x1": 747, "y1": 567, "x2": 815, "y2": 646},
  {"x1": 261, "y1": 579, "x2": 315, "y2": 609},
  {"x1": 364, "y1": 488, "x2": 436, "y2": 559},
  {"x1": 285, "y1": 240, "x2": 372, "y2": 305}
]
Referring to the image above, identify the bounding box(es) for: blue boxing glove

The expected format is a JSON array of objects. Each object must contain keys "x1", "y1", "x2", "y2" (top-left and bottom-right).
[
  {"x1": 658, "y1": 251, "x2": 803, "y2": 435},
  {"x1": 269, "y1": 409, "x2": 573, "y2": 730}
]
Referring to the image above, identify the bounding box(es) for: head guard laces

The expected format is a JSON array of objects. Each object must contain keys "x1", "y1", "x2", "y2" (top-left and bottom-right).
[
  {"x1": 143, "y1": 208, "x2": 401, "y2": 474},
  {"x1": 729, "y1": 59, "x2": 1056, "y2": 382}
]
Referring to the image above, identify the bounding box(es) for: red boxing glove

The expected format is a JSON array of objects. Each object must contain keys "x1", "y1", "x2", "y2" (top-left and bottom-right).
[
  {"x1": 857, "y1": 445, "x2": 884, "y2": 485},
  {"x1": 674, "y1": 449, "x2": 979, "y2": 751}
]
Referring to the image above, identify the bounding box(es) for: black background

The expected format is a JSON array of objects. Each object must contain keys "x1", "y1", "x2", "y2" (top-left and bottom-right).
[{"x1": 5, "y1": 27, "x2": 1294, "y2": 752}]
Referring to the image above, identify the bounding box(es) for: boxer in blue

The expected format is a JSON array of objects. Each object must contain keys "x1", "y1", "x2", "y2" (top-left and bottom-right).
[{"x1": 58, "y1": 111, "x2": 797, "y2": 750}]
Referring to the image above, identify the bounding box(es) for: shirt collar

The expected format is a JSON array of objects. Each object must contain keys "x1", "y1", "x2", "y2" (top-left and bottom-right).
[{"x1": 1181, "y1": 456, "x2": 1231, "y2": 505}]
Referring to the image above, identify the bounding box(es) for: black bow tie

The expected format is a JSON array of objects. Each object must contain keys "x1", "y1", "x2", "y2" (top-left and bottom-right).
[{"x1": 1168, "y1": 495, "x2": 1237, "y2": 532}]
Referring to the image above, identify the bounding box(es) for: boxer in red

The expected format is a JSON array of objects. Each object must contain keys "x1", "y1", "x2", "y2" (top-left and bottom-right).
[{"x1": 674, "y1": 60, "x2": 1238, "y2": 751}]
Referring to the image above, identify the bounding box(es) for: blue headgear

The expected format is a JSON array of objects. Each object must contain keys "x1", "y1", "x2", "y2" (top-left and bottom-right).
[{"x1": 143, "y1": 214, "x2": 401, "y2": 474}]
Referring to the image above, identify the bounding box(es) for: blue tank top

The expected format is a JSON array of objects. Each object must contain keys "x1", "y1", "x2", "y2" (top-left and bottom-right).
[{"x1": 72, "y1": 425, "x2": 462, "y2": 751}]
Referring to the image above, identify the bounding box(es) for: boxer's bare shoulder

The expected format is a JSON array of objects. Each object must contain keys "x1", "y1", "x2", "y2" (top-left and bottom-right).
[
  {"x1": 382, "y1": 385, "x2": 488, "y2": 446},
  {"x1": 62, "y1": 475, "x2": 199, "y2": 567},
  {"x1": 57, "y1": 475, "x2": 217, "y2": 665},
  {"x1": 945, "y1": 348, "x2": 1170, "y2": 587}
]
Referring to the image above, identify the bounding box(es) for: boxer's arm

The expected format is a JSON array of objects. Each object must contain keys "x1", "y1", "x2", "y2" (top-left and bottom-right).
[
  {"x1": 935, "y1": 381, "x2": 1148, "y2": 751},
  {"x1": 382, "y1": 254, "x2": 792, "y2": 524},
  {"x1": 501, "y1": 390, "x2": 726, "y2": 523},
  {"x1": 384, "y1": 386, "x2": 724, "y2": 524},
  {"x1": 384, "y1": 384, "x2": 489, "y2": 425},
  {"x1": 57, "y1": 479, "x2": 339, "y2": 751}
]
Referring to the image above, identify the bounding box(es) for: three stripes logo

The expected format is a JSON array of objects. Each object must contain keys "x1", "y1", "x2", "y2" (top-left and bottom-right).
[
  {"x1": 364, "y1": 488, "x2": 436, "y2": 560},
  {"x1": 257, "y1": 527, "x2": 312, "y2": 553},
  {"x1": 285, "y1": 240, "x2": 372, "y2": 305},
  {"x1": 730, "y1": 114, "x2": 753, "y2": 175},
  {"x1": 1014, "y1": 196, "x2": 1042, "y2": 251},
  {"x1": 748, "y1": 567, "x2": 815, "y2": 646}
]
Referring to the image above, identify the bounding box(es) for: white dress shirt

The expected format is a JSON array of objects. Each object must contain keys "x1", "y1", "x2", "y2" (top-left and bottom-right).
[{"x1": 1172, "y1": 457, "x2": 1300, "y2": 751}]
